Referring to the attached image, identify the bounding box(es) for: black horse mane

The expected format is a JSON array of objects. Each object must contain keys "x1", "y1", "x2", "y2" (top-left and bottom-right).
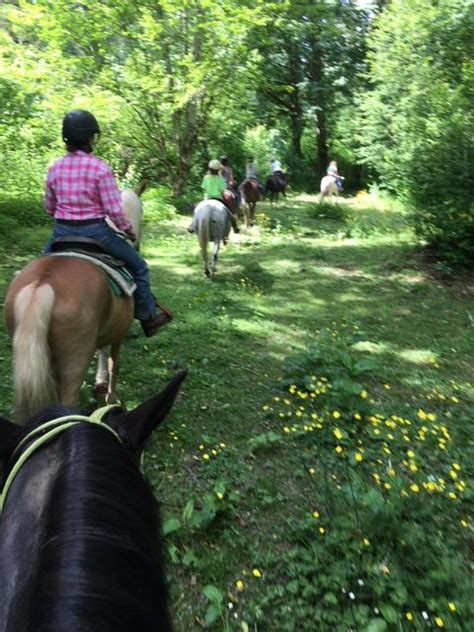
[{"x1": 13, "y1": 407, "x2": 172, "y2": 632}]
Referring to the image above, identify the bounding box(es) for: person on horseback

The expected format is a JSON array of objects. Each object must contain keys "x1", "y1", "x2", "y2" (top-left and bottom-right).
[
  {"x1": 188, "y1": 159, "x2": 239, "y2": 233},
  {"x1": 245, "y1": 157, "x2": 264, "y2": 194},
  {"x1": 271, "y1": 157, "x2": 284, "y2": 178},
  {"x1": 44, "y1": 109, "x2": 173, "y2": 337},
  {"x1": 327, "y1": 160, "x2": 344, "y2": 191},
  {"x1": 219, "y1": 155, "x2": 241, "y2": 208},
  {"x1": 245, "y1": 157, "x2": 258, "y2": 180}
]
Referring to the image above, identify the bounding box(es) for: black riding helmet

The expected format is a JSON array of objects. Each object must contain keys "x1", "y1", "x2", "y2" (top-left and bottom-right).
[
  {"x1": 62, "y1": 110, "x2": 101, "y2": 145},
  {"x1": 220, "y1": 155, "x2": 229, "y2": 166}
]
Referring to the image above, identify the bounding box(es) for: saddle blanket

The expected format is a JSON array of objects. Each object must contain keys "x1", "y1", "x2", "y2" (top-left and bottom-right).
[{"x1": 50, "y1": 251, "x2": 136, "y2": 297}]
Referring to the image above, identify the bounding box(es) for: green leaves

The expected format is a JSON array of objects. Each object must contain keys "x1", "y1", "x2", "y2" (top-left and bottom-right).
[
  {"x1": 202, "y1": 585, "x2": 224, "y2": 627},
  {"x1": 364, "y1": 619, "x2": 388, "y2": 632}
]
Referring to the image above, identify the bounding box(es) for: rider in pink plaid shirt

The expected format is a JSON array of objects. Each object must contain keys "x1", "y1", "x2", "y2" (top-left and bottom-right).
[
  {"x1": 44, "y1": 110, "x2": 172, "y2": 337},
  {"x1": 45, "y1": 152, "x2": 133, "y2": 232}
]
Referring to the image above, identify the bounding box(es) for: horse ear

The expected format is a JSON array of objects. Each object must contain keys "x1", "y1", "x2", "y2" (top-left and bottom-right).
[
  {"x1": 0, "y1": 416, "x2": 22, "y2": 459},
  {"x1": 111, "y1": 370, "x2": 187, "y2": 451}
]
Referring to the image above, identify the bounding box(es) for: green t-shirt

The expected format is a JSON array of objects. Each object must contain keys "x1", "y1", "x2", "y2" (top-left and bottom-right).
[{"x1": 201, "y1": 174, "x2": 226, "y2": 199}]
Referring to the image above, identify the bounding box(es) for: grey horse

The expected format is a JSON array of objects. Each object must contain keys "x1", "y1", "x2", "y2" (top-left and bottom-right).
[{"x1": 191, "y1": 199, "x2": 232, "y2": 278}]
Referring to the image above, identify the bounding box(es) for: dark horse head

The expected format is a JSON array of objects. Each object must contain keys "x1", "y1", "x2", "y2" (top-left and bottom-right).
[
  {"x1": 0, "y1": 370, "x2": 187, "y2": 632},
  {"x1": 264, "y1": 173, "x2": 288, "y2": 203}
]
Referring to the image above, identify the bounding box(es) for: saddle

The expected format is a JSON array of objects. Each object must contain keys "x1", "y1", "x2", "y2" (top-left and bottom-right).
[{"x1": 49, "y1": 237, "x2": 136, "y2": 297}]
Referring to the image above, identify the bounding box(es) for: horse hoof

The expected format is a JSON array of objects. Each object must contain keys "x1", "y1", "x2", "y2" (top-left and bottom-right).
[{"x1": 93, "y1": 382, "x2": 108, "y2": 398}]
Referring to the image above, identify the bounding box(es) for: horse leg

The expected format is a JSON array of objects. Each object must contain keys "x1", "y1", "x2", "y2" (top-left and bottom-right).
[
  {"x1": 56, "y1": 342, "x2": 96, "y2": 407},
  {"x1": 250, "y1": 202, "x2": 256, "y2": 226},
  {"x1": 94, "y1": 349, "x2": 109, "y2": 398},
  {"x1": 201, "y1": 240, "x2": 211, "y2": 278},
  {"x1": 211, "y1": 241, "x2": 220, "y2": 277},
  {"x1": 106, "y1": 341, "x2": 122, "y2": 405}
]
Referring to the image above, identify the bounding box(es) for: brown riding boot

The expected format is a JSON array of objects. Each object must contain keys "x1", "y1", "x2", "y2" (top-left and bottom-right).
[{"x1": 141, "y1": 304, "x2": 173, "y2": 337}]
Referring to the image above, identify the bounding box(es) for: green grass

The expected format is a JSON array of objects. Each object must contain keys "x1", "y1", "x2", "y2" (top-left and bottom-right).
[{"x1": 0, "y1": 192, "x2": 472, "y2": 631}]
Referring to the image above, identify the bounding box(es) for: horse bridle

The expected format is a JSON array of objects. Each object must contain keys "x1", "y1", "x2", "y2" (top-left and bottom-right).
[{"x1": 0, "y1": 405, "x2": 123, "y2": 515}]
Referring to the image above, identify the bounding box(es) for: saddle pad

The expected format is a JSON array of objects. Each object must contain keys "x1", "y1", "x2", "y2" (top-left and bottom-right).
[{"x1": 50, "y1": 251, "x2": 136, "y2": 297}]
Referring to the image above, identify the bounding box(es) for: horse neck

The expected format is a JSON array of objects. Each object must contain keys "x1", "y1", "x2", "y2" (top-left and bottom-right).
[
  {"x1": 0, "y1": 427, "x2": 171, "y2": 632},
  {"x1": 0, "y1": 440, "x2": 63, "y2": 631},
  {"x1": 121, "y1": 189, "x2": 143, "y2": 243}
]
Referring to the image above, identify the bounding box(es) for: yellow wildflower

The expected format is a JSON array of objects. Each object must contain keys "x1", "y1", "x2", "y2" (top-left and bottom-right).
[
  {"x1": 252, "y1": 568, "x2": 262, "y2": 578},
  {"x1": 319, "y1": 527, "x2": 325, "y2": 534},
  {"x1": 333, "y1": 428, "x2": 343, "y2": 440},
  {"x1": 333, "y1": 411, "x2": 341, "y2": 419},
  {"x1": 405, "y1": 612, "x2": 413, "y2": 622},
  {"x1": 203, "y1": 453, "x2": 210, "y2": 461},
  {"x1": 355, "y1": 453, "x2": 363, "y2": 462},
  {"x1": 335, "y1": 446, "x2": 343, "y2": 454},
  {"x1": 312, "y1": 511, "x2": 320, "y2": 519},
  {"x1": 452, "y1": 463, "x2": 461, "y2": 471},
  {"x1": 434, "y1": 617, "x2": 444, "y2": 628},
  {"x1": 235, "y1": 579, "x2": 245, "y2": 591},
  {"x1": 360, "y1": 390, "x2": 368, "y2": 399},
  {"x1": 410, "y1": 484, "x2": 420, "y2": 493},
  {"x1": 448, "y1": 602, "x2": 456, "y2": 612},
  {"x1": 308, "y1": 467, "x2": 316, "y2": 475},
  {"x1": 363, "y1": 538, "x2": 370, "y2": 546}
]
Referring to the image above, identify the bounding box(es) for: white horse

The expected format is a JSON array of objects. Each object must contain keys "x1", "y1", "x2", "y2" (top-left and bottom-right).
[
  {"x1": 106, "y1": 187, "x2": 143, "y2": 248},
  {"x1": 95, "y1": 187, "x2": 143, "y2": 401},
  {"x1": 319, "y1": 175, "x2": 340, "y2": 202},
  {"x1": 192, "y1": 199, "x2": 232, "y2": 278}
]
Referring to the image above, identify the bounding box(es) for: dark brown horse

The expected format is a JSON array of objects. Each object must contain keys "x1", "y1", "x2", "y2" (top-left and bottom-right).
[
  {"x1": 0, "y1": 371, "x2": 187, "y2": 631},
  {"x1": 264, "y1": 173, "x2": 289, "y2": 204},
  {"x1": 4, "y1": 190, "x2": 142, "y2": 422},
  {"x1": 239, "y1": 179, "x2": 260, "y2": 226}
]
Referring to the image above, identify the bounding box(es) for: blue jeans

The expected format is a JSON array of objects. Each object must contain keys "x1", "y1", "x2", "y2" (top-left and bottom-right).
[{"x1": 44, "y1": 221, "x2": 157, "y2": 320}]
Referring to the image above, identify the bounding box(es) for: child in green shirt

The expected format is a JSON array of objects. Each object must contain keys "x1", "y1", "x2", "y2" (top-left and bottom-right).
[{"x1": 188, "y1": 160, "x2": 239, "y2": 233}]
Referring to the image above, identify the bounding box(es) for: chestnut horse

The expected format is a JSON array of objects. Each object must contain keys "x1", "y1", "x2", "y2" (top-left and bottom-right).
[
  {"x1": 239, "y1": 179, "x2": 260, "y2": 226},
  {"x1": 4, "y1": 189, "x2": 143, "y2": 422}
]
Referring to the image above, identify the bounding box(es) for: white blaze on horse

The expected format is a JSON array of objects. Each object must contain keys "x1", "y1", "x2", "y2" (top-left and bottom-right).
[
  {"x1": 191, "y1": 199, "x2": 232, "y2": 278},
  {"x1": 319, "y1": 175, "x2": 340, "y2": 202},
  {"x1": 4, "y1": 189, "x2": 143, "y2": 422}
]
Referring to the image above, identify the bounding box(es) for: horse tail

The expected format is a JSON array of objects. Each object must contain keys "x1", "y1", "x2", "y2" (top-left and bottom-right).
[{"x1": 13, "y1": 282, "x2": 57, "y2": 422}]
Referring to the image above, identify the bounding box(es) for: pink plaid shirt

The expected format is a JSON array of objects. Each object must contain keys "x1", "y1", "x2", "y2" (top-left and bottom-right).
[{"x1": 45, "y1": 151, "x2": 132, "y2": 232}]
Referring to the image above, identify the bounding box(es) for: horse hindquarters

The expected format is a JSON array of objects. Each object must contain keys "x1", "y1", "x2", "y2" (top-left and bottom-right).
[{"x1": 9, "y1": 283, "x2": 58, "y2": 422}]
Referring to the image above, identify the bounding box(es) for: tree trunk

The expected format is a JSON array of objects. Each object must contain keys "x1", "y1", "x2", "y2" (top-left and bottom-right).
[{"x1": 316, "y1": 108, "x2": 329, "y2": 179}]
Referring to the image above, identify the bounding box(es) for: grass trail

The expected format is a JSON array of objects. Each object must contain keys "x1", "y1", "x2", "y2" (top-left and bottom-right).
[{"x1": 0, "y1": 192, "x2": 472, "y2": 630}]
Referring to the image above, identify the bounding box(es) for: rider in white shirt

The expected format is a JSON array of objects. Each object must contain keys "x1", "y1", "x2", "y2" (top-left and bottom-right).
[{"x1": 271, "y1": 158, "x2": 283, "y2": 175}]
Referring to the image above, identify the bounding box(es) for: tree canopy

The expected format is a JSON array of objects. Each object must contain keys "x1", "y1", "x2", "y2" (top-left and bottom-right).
[{"x1": 0, "y1": 0, "x2": 472, "y2": 262}]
